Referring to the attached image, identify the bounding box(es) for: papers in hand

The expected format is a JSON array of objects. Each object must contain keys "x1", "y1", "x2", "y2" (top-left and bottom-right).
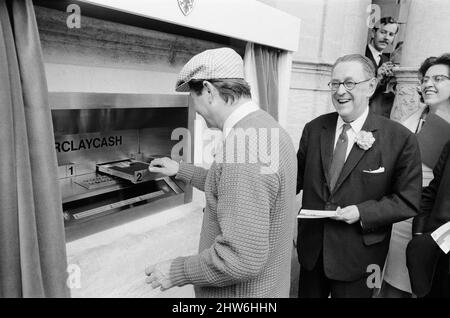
[
  {"x1": 297, "y1": 209, "x2": 338, "y2": 219},
  {"x1": 431, "y1": 221, "x2": 450, "y2": 254}
]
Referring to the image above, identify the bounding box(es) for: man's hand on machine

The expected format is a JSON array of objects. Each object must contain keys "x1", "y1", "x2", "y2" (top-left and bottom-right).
[{"x1": 148, "y1": 157, "x2": 179, "y2": 176}]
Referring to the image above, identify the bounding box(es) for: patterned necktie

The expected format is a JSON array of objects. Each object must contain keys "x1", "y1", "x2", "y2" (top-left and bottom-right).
[{"x1": 329, "y1": 123, "x2": 351, "y2": 191}]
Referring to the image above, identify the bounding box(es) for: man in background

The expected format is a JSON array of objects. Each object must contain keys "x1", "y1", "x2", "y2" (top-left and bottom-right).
[
  {"x1": 365, "y1": 16, "x2": 400, "y2": 118},
  {"x1": 407, "y1": 141, "x2": 450, "y2": 298}
]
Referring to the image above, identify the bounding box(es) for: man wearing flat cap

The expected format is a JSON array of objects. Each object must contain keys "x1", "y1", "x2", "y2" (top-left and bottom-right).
[{"x1": 144, "y1": 47, "x2": 297, "y2": 297}]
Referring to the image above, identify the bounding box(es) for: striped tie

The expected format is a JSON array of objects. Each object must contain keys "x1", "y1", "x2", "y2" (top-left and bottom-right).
[{"x1": 329, "y1": 123, "x2": 351, "y2": 191}]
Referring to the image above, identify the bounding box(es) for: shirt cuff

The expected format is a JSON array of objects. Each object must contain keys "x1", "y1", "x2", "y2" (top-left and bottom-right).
[
  {"x1": 175, "y1": 162, "x2": 195, "y2": 183},
  {"x1": 357, "y1": 203, "x2": 373, "y2": 232}
]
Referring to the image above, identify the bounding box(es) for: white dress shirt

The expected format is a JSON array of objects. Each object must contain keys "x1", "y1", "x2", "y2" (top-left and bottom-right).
[
  {"x1": 222, "y1": 100, "x2": 260, "y2": 138},
  {"x1": 211, "y1": 101, "x2": 260, "y2": 158},
  {"x1": 368, "y1": 43, "x2": 383, "y2": 66},
  {"x1": 333, "y1": 107, "x2": 369, "y2": 161}
]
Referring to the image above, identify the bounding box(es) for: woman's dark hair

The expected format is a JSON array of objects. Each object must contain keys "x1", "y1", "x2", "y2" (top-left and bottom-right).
[
  {"x1": 417, "y1": 53, "x2": 450, "y2": 102},
  {"x1": 188, "y1": 79, "x2": 251, "y2": 104},
  {"x1": 418, "y1": 53, "x2": 450, "y2": 78}
]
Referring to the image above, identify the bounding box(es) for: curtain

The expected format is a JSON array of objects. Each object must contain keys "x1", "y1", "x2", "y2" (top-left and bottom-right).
[
  {"x1": 0, "y1": 0, "x2": 69, "y2": 297},
  {"x1": 244, "y1": 43, "x2": 261, "y2": 107},
  {"x1": 254, "y1": 44, "x2": 279, "y2": 119},
  {"x1": 276, "y1": 48, "x2": 293, "y2": 129},
  {"x1": 244, "y1": 43, "x2": 293, "y2": 124}
]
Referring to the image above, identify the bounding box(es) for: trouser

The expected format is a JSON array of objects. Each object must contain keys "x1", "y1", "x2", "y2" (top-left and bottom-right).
[
  {"x1": 425, "y1": 254, "x2": 450, "y2": 298},
  {"x1": 298, "y1": 253, "x2": 374, "y2": 298}
]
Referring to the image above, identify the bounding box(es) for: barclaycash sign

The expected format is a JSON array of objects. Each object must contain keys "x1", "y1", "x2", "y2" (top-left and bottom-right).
[{"x1": 55, "y1": 135, "x2": 123, "y2": 153}]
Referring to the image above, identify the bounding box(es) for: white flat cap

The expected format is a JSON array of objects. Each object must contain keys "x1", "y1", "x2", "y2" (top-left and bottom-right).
[{"x1": 175, "y1": 47, "x2": 245, "y2": 92}]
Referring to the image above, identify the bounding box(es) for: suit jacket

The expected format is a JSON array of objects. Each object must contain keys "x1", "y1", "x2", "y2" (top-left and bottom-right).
[
  {"x1": 365, "y1": 45, "x2": 394, "y2": 118},
  {"x1": 413, "y1": 140, "x2": 450, "y2": 234},
  {"x1": 365, "y1": 45, "x2": 389, "y2": 71},
  {"x1": 296, "y1": 111, "x2": 422, "y2": 281},
  {"x1": 365, "y1": 45, "x2": 389, "y2": 72},
  {"x1": 407, "y1": 141, "x2": 450, "y2": 297}
]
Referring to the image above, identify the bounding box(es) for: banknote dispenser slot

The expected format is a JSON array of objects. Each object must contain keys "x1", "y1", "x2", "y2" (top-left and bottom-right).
[{"x1": 50, "y1": 92, "x2": 194, "y2": 233}]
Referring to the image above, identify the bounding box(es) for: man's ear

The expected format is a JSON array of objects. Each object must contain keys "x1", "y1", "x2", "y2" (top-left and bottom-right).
[
  {"x1": 203, "y1": 81, "x2": 216, "y2": 103},
  {"x1": 367, "y1": 77, "x2": 378, "y2": 98},
  {"x1": 370, "y1": 28, "x2": 376, "y2": 41}
]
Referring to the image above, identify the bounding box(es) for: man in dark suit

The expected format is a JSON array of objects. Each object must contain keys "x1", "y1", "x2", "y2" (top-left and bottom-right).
[
  {"x1": 407, "y1": 141, "x2": 450, "y2": 298},
  {"x1": 296, "y1": 54, "x2": 422, "y2": 298},
  {"x1": 365, "y1": 17, "x2": 399, "y2": 118}
]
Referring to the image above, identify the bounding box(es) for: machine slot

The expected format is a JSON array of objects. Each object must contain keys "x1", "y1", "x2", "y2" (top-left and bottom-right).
[{"x1": 63, "y1": 179, "x2": 173, "y2": 224}]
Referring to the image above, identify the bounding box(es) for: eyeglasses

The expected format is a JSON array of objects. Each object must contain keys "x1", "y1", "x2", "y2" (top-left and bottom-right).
[
  {"x1": 328, "y1": 78, "x2": 372, "y2": 91},
  {"x1": 420, "y1": 75, "x2": 450, "y2": 85}
]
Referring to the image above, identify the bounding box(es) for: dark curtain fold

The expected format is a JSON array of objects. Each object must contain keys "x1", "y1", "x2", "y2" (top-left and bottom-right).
[
  {"x1": 253, "y1": 44, "x2": 280, "y2": 120},
  {"x1": 0, "y1": 0, "x2": 69, "y2": 297}
]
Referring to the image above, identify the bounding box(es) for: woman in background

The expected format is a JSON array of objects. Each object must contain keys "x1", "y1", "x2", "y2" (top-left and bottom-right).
[{"x1": 380, "y1": 53, "x2": 450, "y2": 297}]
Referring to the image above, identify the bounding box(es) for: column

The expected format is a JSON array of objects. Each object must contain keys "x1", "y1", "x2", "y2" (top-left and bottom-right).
[{"x1": 391, "y1": 0, "x2": 450, "y2": 121}]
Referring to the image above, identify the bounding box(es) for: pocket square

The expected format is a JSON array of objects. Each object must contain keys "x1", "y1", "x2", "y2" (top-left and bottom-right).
[{"x1": 363, "y1": 167, "x2": 385, "y2": 174}]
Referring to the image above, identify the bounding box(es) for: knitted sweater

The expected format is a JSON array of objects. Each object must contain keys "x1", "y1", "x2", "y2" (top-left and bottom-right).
[{"x1": 170, "y1": 110, "x2": 297, "y2": 298}]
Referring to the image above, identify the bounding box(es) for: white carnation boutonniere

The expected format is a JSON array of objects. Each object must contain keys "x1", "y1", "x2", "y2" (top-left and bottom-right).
[{"x1": 355, "y1": 131, "x2": 375, "y2": 150}]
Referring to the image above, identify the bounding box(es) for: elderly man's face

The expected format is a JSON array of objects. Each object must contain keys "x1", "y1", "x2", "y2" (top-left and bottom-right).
[
  {"x1": 372, "y1": 23, "x2": 398, "y2": 52},
  {"x1": 331, "y1": 61, "x2": 375, "y2": 122}
]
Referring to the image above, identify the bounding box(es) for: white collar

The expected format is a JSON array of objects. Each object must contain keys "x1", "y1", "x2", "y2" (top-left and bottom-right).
[
  {"x1": 336, "y1": 106, "x2": 369, "y2": 134},
  {"x1": 222, "y1": 100, "x2": 259, "y2": 138},
  {"x1": 368, "y1": 43, "x2": 383, "y2": 60}
]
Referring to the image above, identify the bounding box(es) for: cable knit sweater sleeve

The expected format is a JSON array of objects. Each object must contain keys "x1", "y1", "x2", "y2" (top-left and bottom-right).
[
  {"x1": 169, "y1": 161, "x2": 280, "y2": 287},
  {"x1": 175, "y1": 162, "x2": 209, "y2": 192}
]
